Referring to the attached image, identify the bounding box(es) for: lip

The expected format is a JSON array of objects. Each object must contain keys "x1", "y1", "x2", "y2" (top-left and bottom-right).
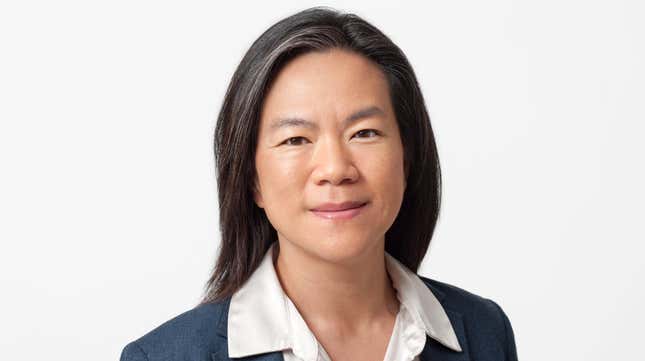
[
  {"x1": 311, "y1": 201, "x2": 367, "y2": 211},
  {"x1": 310, "y1": 201, "x2": 368, "y2": 220}
]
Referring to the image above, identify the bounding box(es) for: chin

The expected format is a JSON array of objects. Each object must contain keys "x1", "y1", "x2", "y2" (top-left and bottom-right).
[{"x1": 301, "y1": 234, "x2": 381, "y2": 265}]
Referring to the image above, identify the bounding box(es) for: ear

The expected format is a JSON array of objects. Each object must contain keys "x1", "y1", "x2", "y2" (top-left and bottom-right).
[
  {"x1": 252, "y1": 177, "x2": 264, "y2": 209},
  {"x1": 403, "y1": 157, "x2": 410, "y2": 189}
]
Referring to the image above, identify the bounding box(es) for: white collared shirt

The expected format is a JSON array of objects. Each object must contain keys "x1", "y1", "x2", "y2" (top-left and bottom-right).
[{"x1": 227, "y1": 243, "x2": 462, "y2": 361}]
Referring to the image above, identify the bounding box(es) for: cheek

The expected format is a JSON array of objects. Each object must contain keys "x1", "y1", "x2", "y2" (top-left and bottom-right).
[
  {"x1": 361, "y1": 144, "x2": 405, "y2": 189},
  {"x1": 256, "y1": 154, "x2": 304, "y2": 208},
  {"x1": 360, "y1": 144, "x2": 406, "y2": 216},
  {"x1": 255, "y1": 153, "x2": 310, "y2": 242}
]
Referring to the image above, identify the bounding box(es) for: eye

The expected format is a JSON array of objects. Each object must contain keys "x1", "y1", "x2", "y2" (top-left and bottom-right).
[
  {"x1": 280, "y1": 136, "x2": 309, "y2": 146},
  {"x1": 353, "y1": 129, "x2": 380, "y2": 138}
]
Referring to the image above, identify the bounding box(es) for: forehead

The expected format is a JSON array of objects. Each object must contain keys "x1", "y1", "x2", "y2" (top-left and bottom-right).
[{"x1": 260, "y1": 48, "x2": 392, "y2": 126}]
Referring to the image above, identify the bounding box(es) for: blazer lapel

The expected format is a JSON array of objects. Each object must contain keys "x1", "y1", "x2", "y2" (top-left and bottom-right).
[
  {"x1": 419, "y1": 308, "x2": 471, "y2": 361},
  {"x1": 211, "y1": 347, "x2": 284, "y2": 361}
]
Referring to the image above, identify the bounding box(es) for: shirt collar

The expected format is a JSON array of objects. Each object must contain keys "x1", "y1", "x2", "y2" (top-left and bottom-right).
[{"x1": 227, "y1": 243, "x2": 462, "y2": 358}]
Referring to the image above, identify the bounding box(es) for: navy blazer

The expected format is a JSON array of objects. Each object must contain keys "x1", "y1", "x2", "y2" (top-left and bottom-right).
[{"x1": 120, "y1": 276, "x2": 518, "y2": 361}]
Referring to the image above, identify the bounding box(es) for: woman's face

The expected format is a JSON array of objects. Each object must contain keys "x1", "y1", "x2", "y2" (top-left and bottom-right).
[{"x1": 254, "y1": 48, "x2": 406, "y2": 264}]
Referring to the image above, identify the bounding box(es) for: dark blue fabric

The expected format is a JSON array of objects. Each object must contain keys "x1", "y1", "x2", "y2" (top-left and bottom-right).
[{"x1": 120, "y1": 276, "x2": 518, "y2": 361}]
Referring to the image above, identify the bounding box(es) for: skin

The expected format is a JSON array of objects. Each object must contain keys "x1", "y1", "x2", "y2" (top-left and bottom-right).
[{"x1": 253, "y1": 48, "x2": 407, "y2": 360}]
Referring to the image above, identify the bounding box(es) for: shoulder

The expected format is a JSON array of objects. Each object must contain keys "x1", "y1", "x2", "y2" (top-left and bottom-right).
[
  {"x1": 419, "y1": 275, "x2": 505, "y2": 320},
  {"x1": 418, "y1": 275, "x2": 519, "y2": 360},
  {"x1": 119, "y1": 298, "x2": 231, "y2": 361}
]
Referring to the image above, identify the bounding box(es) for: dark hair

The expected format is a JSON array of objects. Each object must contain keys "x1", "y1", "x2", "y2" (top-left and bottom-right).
[{"x1": 201, "y1": 6, "x2": 441, "y2": 304}]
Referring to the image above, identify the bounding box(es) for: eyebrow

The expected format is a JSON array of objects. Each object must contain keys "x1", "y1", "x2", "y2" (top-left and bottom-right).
[{"x1": 269, "y1": 105, "x2": 386, "y2": 131}]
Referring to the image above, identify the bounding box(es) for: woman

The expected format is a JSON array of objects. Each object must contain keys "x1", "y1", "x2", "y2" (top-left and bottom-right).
[{"x1": 121, "y1": 6, "x2": 518, "y2": 361}]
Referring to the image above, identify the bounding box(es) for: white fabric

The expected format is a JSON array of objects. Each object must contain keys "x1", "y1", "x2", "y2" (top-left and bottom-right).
[{"x1": 227, "y1": 242, "x2": 462, "y2": 361}]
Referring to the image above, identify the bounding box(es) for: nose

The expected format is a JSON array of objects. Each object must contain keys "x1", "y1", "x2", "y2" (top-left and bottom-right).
[{"x1": 311, "y1": 137, "x2": 359, "y2": 186}]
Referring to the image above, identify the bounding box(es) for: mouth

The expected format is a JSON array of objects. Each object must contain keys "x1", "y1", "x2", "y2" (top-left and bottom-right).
[{"x1": 310, "y1": 202, "x2": 369, "y2": 220}]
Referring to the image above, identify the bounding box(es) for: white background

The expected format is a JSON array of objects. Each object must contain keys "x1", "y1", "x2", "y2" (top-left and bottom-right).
[{"x1": 1, "y1": 1, "x2": 643, "y2": 360}]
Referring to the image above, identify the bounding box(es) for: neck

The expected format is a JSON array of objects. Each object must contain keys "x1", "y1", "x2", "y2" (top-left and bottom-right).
[{"x1": 273, "y1": 238, "x2": 400, "y2": 338}]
